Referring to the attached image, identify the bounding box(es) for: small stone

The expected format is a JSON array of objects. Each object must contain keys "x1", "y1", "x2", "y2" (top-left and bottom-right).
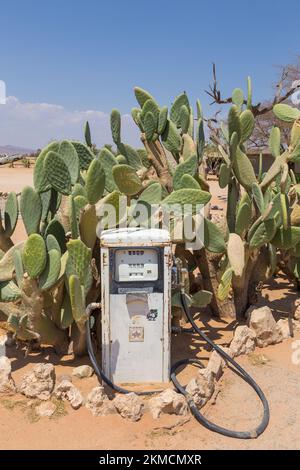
[
  {"x1": 229, "y1": 325, "x2": 256, "y2": 357},
  {"x1": 277, "y1": 318, "x2": 300, "y2": 339},
  {"x1": 186, "y1": 368, "x2": 215, "y2": 408},
  {"x1": 72, "y1": 365, "x2": 94, "y2": 379},
  {"x1": 57, "y1": 374, "x2": 72, "y2": 383},
  {"x1": 86, "y1": 386, "x2": 116, "y2": 416},
  {"x1": 277, "y1": 319, "x2": 292, "y2": 339},
  {"x1": 206, "y1": 350, "x2": 225, "y2": 380},
  {"x1": 55, "y1": 380, "x2": 83, "y2": 410},
  {"x1": 247, "y1": 306, "x2": 283, "y2": 348},
  {"x1": 148, "y1": 388, "x2": 188, "y2": 419},
  {"x1": 19, "y1": 363, "x2": 55, "y2": 400},
  {"x1": 293, "y1": 299, "x2": 300, "y2": 321},
  {"x1": 0, "y1": 356, "x2": 16, "y2": 395},
  {"x1": 113, "y1": 393, "x2": 143, "y2": 422},
  {"x1": 185, "y1": 368, "x2": 214, "y2": 408},
  {"x1": 36, "y1": 401, "x2": 56, "y2": 418}
]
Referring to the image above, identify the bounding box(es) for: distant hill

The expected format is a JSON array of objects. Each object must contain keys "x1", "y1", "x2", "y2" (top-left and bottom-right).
[{"x1": 0, "y1": 145, "x2": 35, "y2": 155}]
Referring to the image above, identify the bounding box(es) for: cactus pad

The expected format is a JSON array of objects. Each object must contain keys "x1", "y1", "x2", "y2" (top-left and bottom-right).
[
  {"x1": 85, "y1": 158, "x2": 106, "y2": 204},
  {"x1": 252, "y1": 182, "x2": 265, "y2": 214},
  {"x1": 20, "y1": 186, "x2": 42, "y2": 235},
  {"x1": 120, "y1": 144, "x2": 142, "y2": 170},
  {"x1": 79, "y1": 204, "x2": 98, "y2": 249},
  {"x1": 33, "y1": 142, "x2": 60, "y2": 192},
  {"x1": 227, "y1": 233, "x2": 245, "y2": 276},
  {"x1": 217, "y1": 268, "x2": 233, "y2": 301},
  {"x1": 12, "y1": 248, "x2": 24, "y2": 288},
  {"x1": 45, "y1": 219, "x2": 66, "y2": 253},
  {"x1": 110, "y1": 109, "x2": 121, "y2": 145},
  {"x1": 71, "y1": 141, "x2": 94, "y2": 170},
  {"x1": 70, "y1": 196, "x2": 79, "y2": 239},
  {"x1": 46, "y1": 234, "x2": 61, "y2": 254},
  {"x1": 60, "y1": 293, "x2": 73, "y2": 329},
  {"x1": 39, "y1": 249, "x2": 61, "y2": 291},
  {"x1": 219, "y1": 163, "x2": 230, "y2": 189},
  {"x1": 196, "y1": 118, "x2": 205, "y2": 161},
  {"x1": 180, "y1": 174, "x2": 201, "y2": 189},
  {"x1": 179, "y1": 105, "x2": 190, "y2": 134},
  {"x1": 191, "y1": 290, "x2": 213, "y2": 307},
  {"x1": 203, "y1": 218, "x2": 226, "y2": 253},
  {"x1": 22, "y1": 234, "x2": 47, "y2": 278},
  {"x1": 182, "y1": 133, "x2": 197, "y2": 161},
  {"x1": 273, "y1": 104, "x2": 300, "y2": 123},
  {"x1": 134, "y1": 87, "x2": 156, "y2": 108},
  {"x1": 173, "y1": 154, "x2": 198, "y2": 190},
  {"x1": 235, "y1": 201, "x2": 252, "y2": 237},
  {"x1": 84, "y1": 121, "x2": 92, "y2": 147},
  {"x1": 232, "y1": 88, "x2": 244, "y2": 107},
  {"x1": 69, "y1": 274, "x2": 85, "y2": 323},
  {"x1": 113, "y1": 164, "x2": 143, "y2": 195},
  {"x1": 144, "y1": 111, "x2": 156, "y2": 141},
  {"x1": 170, "y1": 93, "x2": 190, "y2": 127},
  {"x1": 240, "y1": 109, "x2": 255, "y2": 142},
  {"x1": 228, "y1": 105, "x2": 241, "y2": 141},
  {"x1": 0, "y1": 280, "x2": 21, "y2": 302},
  {"x1": 163, "y1": 188, "x2": 211, "y2": 207},
  {"x1": 67, "y1": 239, "x2": 92, "y2": 284},
  {"x1": 249, "y1": 219, "x2": 277, "y2": 249},
  {"x1": 44, "y1": 151, "x2": 72, "y2": 195},
  {"x1": 98, "y1": 147, "x2": 118, "y2": 192},
  {"x1": 232, "y1": 147, "x2": 256, "y2": 191},
  {"x1": 158, "y1": 106, "x2": 168, "y2": 134},
  {"x1": 137, "y1": 182, "x2": 163, "y2": 205},
  {"x1": 4, "y1": 192, "x2": 18, "y2": 238},
  {"x1": 269, "y1": 126, "x2": 281, "y2": 157},
  {"x1": 161, "y1": 120, "x2": 182, "y2": 155},
  {"x1": 140, "y1": 99, "x2": 159, "y2": 126},
  {"x1": 271, "y1": 226, "x2": 300, "y2": 250},
  {"x1": 59, "y1": 140, "x2": 79, "y2": 185},
  {"x1": 0, "y1": 242, "x2": 24, "y2": 282}
]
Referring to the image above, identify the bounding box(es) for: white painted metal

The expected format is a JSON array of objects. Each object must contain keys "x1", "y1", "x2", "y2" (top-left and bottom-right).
[
  {"x1": 100, "y1": 227, "x2": 170, "y2": 246},
  {"x1": 101, "y1": 228, "x2": 171, "y2": 383}
]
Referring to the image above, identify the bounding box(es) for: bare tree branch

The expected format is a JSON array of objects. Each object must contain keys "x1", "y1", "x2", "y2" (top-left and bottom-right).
[{"x1": 205, "y1": 62, "x2": 300, "y2": 117}]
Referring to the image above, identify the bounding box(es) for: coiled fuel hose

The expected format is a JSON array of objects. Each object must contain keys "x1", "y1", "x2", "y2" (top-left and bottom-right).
[{"x1": 86, "y1": 297, "x2": 270, "y2": 439}]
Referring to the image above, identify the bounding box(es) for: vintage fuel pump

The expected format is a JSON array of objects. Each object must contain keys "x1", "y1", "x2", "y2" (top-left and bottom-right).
[
  {"x1": 100, "y1": 228, "x2": 171, "y2": 383},
  {"x1": 86, "y1": 227, "x2": 270, "y2": 439}
]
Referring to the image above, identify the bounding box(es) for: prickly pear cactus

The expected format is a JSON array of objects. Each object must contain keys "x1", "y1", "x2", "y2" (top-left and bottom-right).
[{"x1": 1, "y1": 81, "x2": 300, "y2": 354}]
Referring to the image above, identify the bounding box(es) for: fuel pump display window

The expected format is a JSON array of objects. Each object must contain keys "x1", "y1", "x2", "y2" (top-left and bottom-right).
[{"x1": 115, "y1": 248, "x2": 159, "y2": 282}]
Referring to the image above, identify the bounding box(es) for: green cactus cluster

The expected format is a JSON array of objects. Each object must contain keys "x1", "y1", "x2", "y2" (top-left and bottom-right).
[
  {"x1": 1, "y1": 79, "x2": 300, "y2": 353},
  {"x1": 210, "y1": 91, "x2": 300, "y2": 314}
]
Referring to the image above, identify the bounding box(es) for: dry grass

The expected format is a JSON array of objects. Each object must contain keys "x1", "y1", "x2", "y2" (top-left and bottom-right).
[
  {"x1": 248, "y1": 352, "x2": 270, "y2": 366},
  {"x1": 1, "y1": 396, "x2": 67, "y2": 423}
]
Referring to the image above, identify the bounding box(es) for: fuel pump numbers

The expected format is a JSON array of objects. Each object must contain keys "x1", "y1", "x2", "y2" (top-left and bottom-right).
[{"x1": 115, "y1": 248, "x2": 158, "y2": 282}]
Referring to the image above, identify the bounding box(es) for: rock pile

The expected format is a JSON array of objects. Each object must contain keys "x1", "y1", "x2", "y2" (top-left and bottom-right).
[
  {"x1": 0, "y1": 302, "x2": 299, "y2": 422},
  {"x1": 148, "y1": 388, "x2": 188, "y2": 419}
]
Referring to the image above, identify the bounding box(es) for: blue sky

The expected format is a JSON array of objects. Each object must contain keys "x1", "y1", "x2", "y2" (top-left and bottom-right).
[{"x1": 0, "y1": 0, "x2": 299, "y2": 148}]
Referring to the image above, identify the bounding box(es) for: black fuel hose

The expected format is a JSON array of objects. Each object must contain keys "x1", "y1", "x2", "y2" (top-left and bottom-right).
[
  {"x1": 86, "y1": 297, "x2": 270, "y2": 438},
  {"x1": 169, "y1": 291, "x2": 270, "y2": 439}
]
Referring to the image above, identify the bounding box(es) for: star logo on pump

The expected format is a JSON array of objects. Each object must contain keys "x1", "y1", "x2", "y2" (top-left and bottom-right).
[{"x1": 129, "y1": 327, "x2": 144, "y2": 342}]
